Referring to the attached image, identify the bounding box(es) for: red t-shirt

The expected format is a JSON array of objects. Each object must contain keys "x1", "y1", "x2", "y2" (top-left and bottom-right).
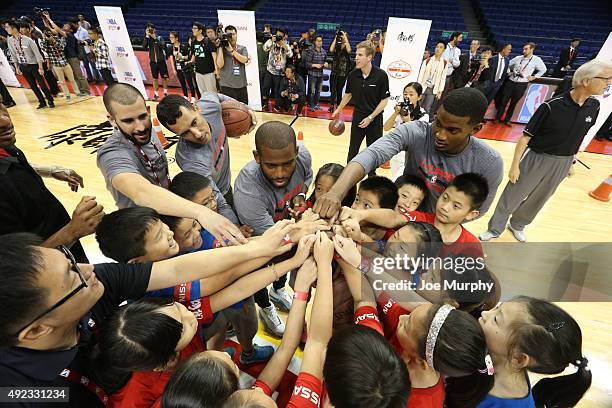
[
  {"x1": 407, "y1": 376, "x2": 445, "y2": 408},
  {"x1": 287, "y1": 372, "x2": 324, "y2": 408},
  {"x1": 110, "y1": 333, "x2": 205, "y2": 408}
]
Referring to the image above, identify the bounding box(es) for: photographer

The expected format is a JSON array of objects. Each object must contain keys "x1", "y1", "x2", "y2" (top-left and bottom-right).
[
  {"x1": 383, "y1": 82, "x2": 429, "y2": 131},
  {"x1": 87, "y1": 27, "x2": 115, "y2": 86},
  {"x1": 464, "y1": 46, "x2": 493, "y2": 96},
  {"x1": 277, "y1": 64, "x2": 306, "y2": 114},
  {"x1": 142, "y1": 23, "x2": 169, "y2": 101},
  {"x1": 261, "y1": 27, "x2": 292, "y2": 110},
  {"x1": 19, "y1": 17, "x2": 61, "y2": 97},
  {"x1": 215, "y1": 25, "x2": 249, "y2": 104},
  {"x1": 40, "y1": 28, "x2": 82, "y2": 102},
  {"x1": 297, "y1": 30, "x2": 311, "y2": 79},
  {"x1": 72, "y1": 16, "x2": 101, "y2": 83},
  {"x1": 287, "y1": 39, "x2": 301, "y2": 77},
  {"x1": 169, "y1": 31, "x2": 199, "y2": 103},
  {"x1": 191, "y1": 22, "x2": 218, "y2": 94},
  {"x1": 303, "y1": 34, "x2": 327, "y2": 111},
  {"x1": 40, "y1": 11, "x2": 91, "y2": 96},
  {"x1": 494, "y1": 42, "x2": 546, "y2": 126},
  {"x1": 367, "y1": 29, "x2": 385, "y2": 67},
  {"x1": 328, "y1": 29, "x2": 351, "y2": 113}
]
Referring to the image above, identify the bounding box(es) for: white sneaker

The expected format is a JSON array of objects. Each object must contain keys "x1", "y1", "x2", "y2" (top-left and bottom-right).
[
  {"x1": 479, "y1": 230, "x2": 499, "y2": 241},
  {"x1": 259, "y1": 305, "x2": 285, "y2": 337},
  {"x1": 507, "y1": 225, "x2": 526, "y2": 242},
  {"x1": 269, "y1": 287, "x2": 292, "y2": 312},
  {"x1": 190, "y1": 97, "x2": 197, "y2": 103}
]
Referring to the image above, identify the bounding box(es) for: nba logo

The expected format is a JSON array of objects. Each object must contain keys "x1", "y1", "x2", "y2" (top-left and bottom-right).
[{"x1": 518, "y1": 84, "x2": 549, "y2": 123}]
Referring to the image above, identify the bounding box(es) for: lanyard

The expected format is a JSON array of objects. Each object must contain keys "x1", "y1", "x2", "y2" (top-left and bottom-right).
[
  {"x1": 59, "y1": 368, "x2": 110, "y2": 406},
  {"x1": 16, "y1": 36, "x2": 26, "y2": 63},
  {"x1": 519, "y1": 56, "x2": 534, "y2": 74},
  {"x1": 134, "y1": 141, "x2": 170, "y2": 187}
]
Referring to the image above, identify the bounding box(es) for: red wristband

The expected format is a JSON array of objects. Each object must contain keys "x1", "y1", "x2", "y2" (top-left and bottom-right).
[{"x1": 293, "y1": 291, "x2": 309, "y2": 301}]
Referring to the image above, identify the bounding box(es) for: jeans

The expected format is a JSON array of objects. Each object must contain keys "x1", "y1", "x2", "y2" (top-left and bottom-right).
[
  {"x1": 261, "y1": 71, "x2": 282, "y2": 104},
  {"x1": 307, "y1": 75, "x2": 323, "y2": 106}
]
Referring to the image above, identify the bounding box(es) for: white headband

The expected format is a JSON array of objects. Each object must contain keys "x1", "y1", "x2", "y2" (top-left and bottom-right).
[{"x1": 425, "y1": 304, "x2": 455, "y2": 370}]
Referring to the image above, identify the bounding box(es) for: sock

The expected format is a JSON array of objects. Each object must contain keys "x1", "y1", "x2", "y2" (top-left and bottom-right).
[
  {"x1": 164, "y1": 89, "x2": 168, "y2": 95},
  {"x1": 154, "y1": 91, "x2": 158, "y2": 96}
]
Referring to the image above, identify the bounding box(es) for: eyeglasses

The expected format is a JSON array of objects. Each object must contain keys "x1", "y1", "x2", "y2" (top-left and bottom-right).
[
  {"x1": 14, "y1": 245, "x2": 88, "y2": 336},
  {"x1": 593, "y1": 76, "x2": 612, "y2": 82}
]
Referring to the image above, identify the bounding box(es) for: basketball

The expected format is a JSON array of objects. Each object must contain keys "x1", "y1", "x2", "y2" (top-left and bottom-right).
[
  {"x1": 221, "y1": 100, "x2": 252, "y2": 138},
  {"x1": 328, "y1": 119, "x2": 345, "y2": 136}
]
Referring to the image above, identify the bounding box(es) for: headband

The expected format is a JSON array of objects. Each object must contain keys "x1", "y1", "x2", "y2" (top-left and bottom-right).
[{"x1": 425, "y1": 304, "x2": 455, "y2": 370}]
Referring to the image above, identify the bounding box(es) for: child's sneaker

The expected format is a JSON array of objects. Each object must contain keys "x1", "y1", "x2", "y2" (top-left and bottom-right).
[
  {"x1": 239, "y1": 344, "x2": 275, "y2": 365},
  {"x1": 269, "y1": 287, "x2": 292, "y2": 312},
  {"x1": 259, "y1": 305, "x2": 285, "y2": 337},
  {"x1": 479, "y1": 230, "x2": 499, "y2": 241}
]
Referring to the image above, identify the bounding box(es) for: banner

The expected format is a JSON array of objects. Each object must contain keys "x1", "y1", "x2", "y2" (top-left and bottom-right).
[
  {"x1": 380, "y1": 17, "x2": 432, "y2": 121},
  {"x1": 0, "y1": 48, "x2": 20, "y2": 88},
  {"x1": 217, "y1": 10, "x2": 262, "y2": 110},
  {"x1": 94, "y1": 6, "x2": 147, "y2": 99},
  {"x1": 580, "y1": 31, "x2": 612, "y2": 151}
]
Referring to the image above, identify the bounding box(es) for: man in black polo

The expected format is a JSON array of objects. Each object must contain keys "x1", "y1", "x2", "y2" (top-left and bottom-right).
[
  {"x1": 332, "y1": 40, "x2": 389, "y2": 174},
  {"x1": 0, "y1": 101, "x2": 103, "y2": 263},
  {"x1": 142, "y1": 23, "x2": 169, "y2": 101},
  {"x1": 481, "y1": 59, "x2": 612, "y2": 242}
]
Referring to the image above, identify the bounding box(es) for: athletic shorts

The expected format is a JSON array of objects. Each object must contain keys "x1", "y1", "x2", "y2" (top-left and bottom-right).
[{"x1": 150, "y1": 61, "x2": 169, "y2": 79}]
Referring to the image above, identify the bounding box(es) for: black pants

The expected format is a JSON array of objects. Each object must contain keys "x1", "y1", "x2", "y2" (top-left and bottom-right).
[
  {"x1": 223, "y1": 186, "x2": 234, "y2": 209},
  {"x1": 99, "y1": 68, "x2": 115, "y2": 86},
  {"x1": 329, "y1": 73, "x2": 347, "y2": 106},
  {"x1": 177, "y1": 69, "x2": 199, "y2": 98},
  {"x1": 495, "y1": 80, "x2": 528, "y2": 123},
  {"x1": 347, "y1": 115, "x2": 383, "y2": 176},
  {"x1": 0, "y1": 78, "x2": 15, "y2": 104},
  {"x1": 43, "y1": 65, "x2": 60, "y2": 95},
  {"x1": 261, "y1": 71, "x2": 282, "y2": 103},
  {"x1": 20, "y1": 64, "x2": 53, "y2": 105},
  {"x1": 277, "y1": 95, "x2": 305, "y2": 114},
  {"x1": 254, "y1": 270, "x2": 288, "y2": 308},
  {"x1": 220, "y1": 86, "x2": 249, "y2": 104}
]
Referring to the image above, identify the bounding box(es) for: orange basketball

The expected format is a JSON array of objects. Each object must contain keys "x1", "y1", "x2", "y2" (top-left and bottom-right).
[
  {"x1": 328, "y1": 119, "x2": 345, "y2": 136},
  {"x1": 221, "y1": 100, "x2": 252, "y2": 138}
]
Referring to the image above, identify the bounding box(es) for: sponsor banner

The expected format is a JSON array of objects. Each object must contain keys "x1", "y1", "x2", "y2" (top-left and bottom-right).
[
  {"x1": 380, "y1": 17, "x2": 432, "y2": 121},
  {"x1": 0, "y1": 48, "x2": 20, "y2": 87},
  {"x1": 94, "y1": 6, "x2": 147, "y2": 99},
  {"x1": 580, "y1": 31, "x2": 612, "y2": 151},
  {"x1": 217, "y1": 10, "x2": 262, "y2": 110}
]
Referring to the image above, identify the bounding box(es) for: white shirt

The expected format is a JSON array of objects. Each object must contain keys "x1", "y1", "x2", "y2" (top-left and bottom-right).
[
  {"x1": 508, "y1": 54, "x2": 547, "y2": 83},
  {"x1": 495, "y1": 54, "x2": 505, "y2": 82},
  {"x1": 74, "y1": 26, "x2": 91, "y2": 54},
  {"x1": 442, "y1": 43, "x2": 461, "y2": 76}
]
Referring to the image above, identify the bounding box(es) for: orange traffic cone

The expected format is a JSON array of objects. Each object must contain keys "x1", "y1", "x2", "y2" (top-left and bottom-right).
[
  {"x1": 589, "y1": 174, "x2": 612, "y2": 202},
  {"x1": 380, "y1": 160, "x2": 391, "y2": 169},
  {"x1": 152, "y1": 117, "x2": 169, "y2": 147},
  {"x1": 297, "y1": 131, "x2": 304, "y2": 141}
]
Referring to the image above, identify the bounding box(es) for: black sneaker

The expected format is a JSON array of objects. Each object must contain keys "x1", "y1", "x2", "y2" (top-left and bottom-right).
[
  {"x1": 37, "y1": 103, "x2": 47, "y2": 109},
  {"x1": 48, "y1": 101, "x2": 55, "y2": 108},
  {"x1": 4, "y1": 101, "x2": 16, "y2": 108}
]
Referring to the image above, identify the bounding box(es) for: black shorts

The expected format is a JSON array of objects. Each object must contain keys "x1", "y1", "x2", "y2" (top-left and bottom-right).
[{"x1": 150, "y1": 61, "x2": 169, "y2": 79}]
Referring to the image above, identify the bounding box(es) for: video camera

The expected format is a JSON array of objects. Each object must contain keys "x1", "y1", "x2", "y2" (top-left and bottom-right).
[
  {"x1": 335, "y1": 27, "x2": 344, "y2": 42},
  {"x1": 398, "y1": 100, "x2": 414, "y2": 117},
  {"x1": 33, "y1": 7, "x2": 51, "y2": 18},
  {"x1": 217, "y1": 24, "x2": 230, "y2": 47}
]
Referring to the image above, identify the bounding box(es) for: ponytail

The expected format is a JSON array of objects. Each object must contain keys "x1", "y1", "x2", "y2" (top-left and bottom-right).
[{"x1": 532, "y1": 357, "x2": 592, "y2": 408}]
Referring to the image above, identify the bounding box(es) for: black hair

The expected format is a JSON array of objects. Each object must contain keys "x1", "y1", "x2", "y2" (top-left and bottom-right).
[
  {"x1": 499, "y1": 43, "x2": 512, "y2": 52},
  {"x1": 276, "y1": 27, "x2": 287, "y2": 36},
  {"x1": 92, "y1": 298, "x2": 183, "y2": 394},
  {"x1": 102, "y1": 82, "x2": 145, "y2": 116},
  {"x1": 254, "y1": 121, "x2": 296, "y2": 153},
  {"x1": 403, "y1": 81, "x2": 423, "y2": 96},
  {"x1": 88, "y1": 27, "x2": 102, "y2": 36},
  {"x1": 284, "y1": 64, "x2": 295, "y2": 72},
  {"x1": 5, "y1": 19, "x2": 19, "y2": 29},
  {"x1": 0, "y1": 233, "x2": 46, "y2": 347},
  {"x1": 159, "y1": 215, "x2": 183, "y2": 234},
  {"x1": 324, "y1": 325, "x2": 411, "y2": 408},
  {"x1": 571, "y1": 38, "x2": 580, "y2": 43},
  {"x1": 204, "y1": 25, "x2": 214, "y2": 32},
  {"x1": 169, "y1": 171, "x2": 212, "y2": 201},
  {"x1": 308, "y1": 163, "x2": 344, "y2": 203},
  {"x1": 511, "y1": 296, "x2": 592, "y2": 408},
  {"x1": 314, "y1": 34, "x2": 323, "y2": 41},
  {"x1": 479, "y1": 45, "x2": 493, "y2": 54},
  {"x1": 225, "y1": 25, "x2": 236, "y2": 32},
  {"x1": 95, "y1": 207, "x2": 161, "y2": 262},
  {"x1": 389, "y1": 222, "x2": 443, "y2": 273},
  {"x1": 358, "y1": 176, "x2": 399, "y2": 209},
  {"x1": 395, "y1": 174, "x2": 428, "y2": 210},
  {"x1": 447, "y1": 172, "x2": 489, "y2": 211},
  {"x1": 435, "y1": 39, "x2": 446, "y2": 49},
  {"x1": 441, "y1": 87, "x2": 488, "y2": 125},
  {"x1": 255, "y1": 30, "x2": 264, "y2": 43},
  {"x1": 450, "y1": 31, "x2": 463, "y2": 42},
  {"x1": 156, "y1": 93, "x2": 196, "y2": 128},
  {"x1": 146, "y1": 22, "x2": 155, "y2": 29},
  {"x1": 441, "y1": 253, "x2": 495, "y2": 312},
  {"x1": 169, "y1": 31, "x2": 179, "y2": 41},
  {"x1": 160, "y1": 352, "x2": 239, "y2": 408},
  {"x1": 192, "y1": 22, "x2": 205, "y2": 31}
]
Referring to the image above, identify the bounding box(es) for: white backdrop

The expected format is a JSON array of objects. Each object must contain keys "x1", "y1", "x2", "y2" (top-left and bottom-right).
[
  {"x1": 0, "y1": 49, "x2": 20, "y2": 88},
  {"x1": 94, "y1": 6, "x2": 147, "y2": 99},
  {"x1": 380, "y1": 17, "x2": 432, "y2": 121},
  {"x1": 217, "y1": 10, "x2": 262, "y2": 110},
  {"x1": 580, "y1": 31, "x2": 612, "y2": 151}
]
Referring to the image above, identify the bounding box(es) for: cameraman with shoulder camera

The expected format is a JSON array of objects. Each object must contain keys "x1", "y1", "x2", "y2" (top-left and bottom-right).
[
  {"x1": 191, "y1": 22, "x2": 218, "y2": 94},
  {"x1": 215, "y1": 25, "x2": 249, "y2": 104},
  {"x1": 328, "y1": 29, "x2": 351, "y2": 113},
  {"x1": 261, "y1": 27, "x2": 292, "y2": 110},
  {"x1": 303, "y1": 34, "x2": 327, "y2": 111},
  {"x1": 142, "y1": 23, "x2": 169, "y2": 101}
]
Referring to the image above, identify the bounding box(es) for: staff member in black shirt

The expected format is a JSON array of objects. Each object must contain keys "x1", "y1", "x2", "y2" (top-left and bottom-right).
[
  {"x1": 0, "y1": 102, "x2": 102, "y2": 263},
  {"x1": 142, "y1": 23, "x2": 169, "y2": 101},
  {"x1": 332, "y1": 40, "x2": 390, "y2": 174},
  {"x1": 191, "y1": 22, "x2": 217, "y2": 95},
  {"x1": 0, "y1": 222, "x2": 294, "y2": 407},
  {"x1": 481, "y1": 59, "x2": 612, "y2": 242}
]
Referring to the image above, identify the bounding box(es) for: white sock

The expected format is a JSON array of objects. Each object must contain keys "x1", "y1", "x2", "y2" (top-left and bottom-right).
[
  {"x1": 164, "y1": 89, "x2": 168, "y2": 95},
  {"x1": 154, "y1": 91, "x2": 158, "y2": 96}
]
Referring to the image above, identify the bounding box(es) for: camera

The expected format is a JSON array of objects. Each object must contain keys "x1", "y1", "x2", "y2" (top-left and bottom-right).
[
  {"x1": 398, "y1": 101, "x2": 414, "y2": 117},
  {"x1": 217, "y1": 25, "x2": 229, "y2": 47},
  {"x1": 33, "y1": 7, "x2": 51, "y2": 17}
]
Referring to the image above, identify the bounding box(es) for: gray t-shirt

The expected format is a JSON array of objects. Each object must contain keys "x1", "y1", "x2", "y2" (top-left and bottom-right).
[
  {"x1": 219, "y1": 44, "x2": 248, "y2": 89},
  {"x1": 97, "y1": 128, "x2": 170, "y2": 209},
  {"x1": 234, "y1": 146, "x2": 313, "y2": 235},
  {"x1": 176, "y1": 92, "x2": 238, "y2": 224},
  {"x1": 352, "y1": 121, "x2": 503, "y2": 215}
]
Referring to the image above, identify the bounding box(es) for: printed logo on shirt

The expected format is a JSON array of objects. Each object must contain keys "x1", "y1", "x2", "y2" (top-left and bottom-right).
[
  {"x1": 418, "y1": 160, "x2": 454, "y2": 194},
  {"x1": 585, "y1": 116, "x2": 592, "y2": 123},
  {"x1": 60, "y1": 369, "x2": 70, "y2": 378},
  {"x1": 355, "y1": 312, "x2": 380, "y2": 324},
  {"x1": 382, "y1": 299, "x2": 395, "y2": 314},
  {"x1": 293, "y1": 385, "x2": 320, "y2": 405},
  {"x1": 273, "y1": 183, "x2": 305, "y2": 221}
]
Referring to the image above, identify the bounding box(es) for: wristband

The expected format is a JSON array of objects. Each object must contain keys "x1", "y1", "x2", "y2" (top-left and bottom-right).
[{"x1": 293, "y1": 291, "x2": 309, "y2": 301}]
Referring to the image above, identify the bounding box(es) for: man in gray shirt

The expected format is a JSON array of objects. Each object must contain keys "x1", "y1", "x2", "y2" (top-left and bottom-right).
[
  {"x1": 96, "y1": 83, "x2": 246, "y2": 246},
  {"x1": 216, "y1": 25, "x2": 249, "y2": 104},
  {"x1": 315, "y1": 87, "x2": 503, "y2": 219},
  {"x1": 234, "y1": 121, "x2": 312, "y2": 337},
  {"x1": 5, "y1": 20, "x2": 54, "y2": 109},
  {"x1": 156, "y1": 92, "x2": 257, "y2": 225}
]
